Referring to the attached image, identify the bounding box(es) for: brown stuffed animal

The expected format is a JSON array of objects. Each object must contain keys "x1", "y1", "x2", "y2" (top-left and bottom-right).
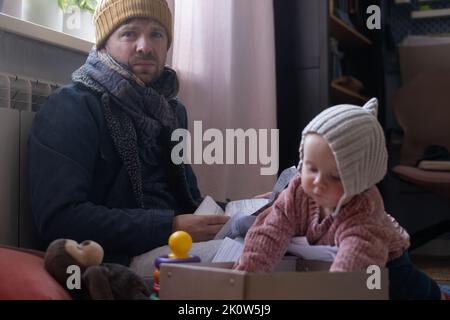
[{"x1": 44, "y1": 239, "x2": 151, "y2": 300}]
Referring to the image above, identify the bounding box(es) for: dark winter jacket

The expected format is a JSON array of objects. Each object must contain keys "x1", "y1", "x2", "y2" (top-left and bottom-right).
[{"x1": 29, "y1": 52, "x2": 202, "y2": 265}]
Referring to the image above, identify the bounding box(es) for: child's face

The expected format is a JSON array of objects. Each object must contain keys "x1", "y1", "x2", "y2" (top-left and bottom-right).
[{"x1": 301, "y1": 134, "x2": 345, "y2": 211}]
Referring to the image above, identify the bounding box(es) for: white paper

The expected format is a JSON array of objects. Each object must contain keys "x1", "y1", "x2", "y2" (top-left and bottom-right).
[
  {"x1": 194, "y1": 195, "x2": 224, "y2": 215},
  {"x1": 224, "y1": 198, "x2": 269, "y2": 217},
  {"x1": 195, "y1": 197, "x2": 269, "y2": 239},
  {"x1": 195, "y1": 166, "x2": 298, "y2": 240},
  {"x1": 212, "y1": 236, "x2": 339, "y2": 264},
  {"x1": 212, "y1": 237, "x2": 244, "y2": 263},
  {"x1": 287, "y1": 237, "x2": 338, "y2": 262},
  {"x1": 270, "y1": 166, "x2": 298, "y2": 202}
]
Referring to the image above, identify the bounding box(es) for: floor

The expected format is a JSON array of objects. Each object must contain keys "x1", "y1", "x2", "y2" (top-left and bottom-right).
[{"x1": 410, "y1": 254, "x2": 450, "y2": 284}]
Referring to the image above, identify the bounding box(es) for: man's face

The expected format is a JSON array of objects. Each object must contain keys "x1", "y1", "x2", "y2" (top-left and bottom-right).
[{"x1": 102, "y1": 18, "x2": 169, "y2": 85}]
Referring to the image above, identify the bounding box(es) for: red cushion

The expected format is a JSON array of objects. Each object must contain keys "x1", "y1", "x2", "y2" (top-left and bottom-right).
[{"x1": 0, "y1": 247, "x2": 72, "y2": 300}]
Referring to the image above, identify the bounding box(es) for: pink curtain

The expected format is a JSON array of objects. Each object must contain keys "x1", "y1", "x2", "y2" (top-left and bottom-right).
[
  {"x1": 166, "y1": 0, "x2": 174, "y2": 66},
  {"x1": 171, "y1": 0, "x2": 277, "y2": 201}
]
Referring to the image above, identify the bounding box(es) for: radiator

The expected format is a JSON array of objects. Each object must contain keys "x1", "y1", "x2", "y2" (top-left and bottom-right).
[
  {"x1": 0, "y1": 72, "x2": 61, "y2": 112},
  {"x1": 0, "y1": 72, "x2": 61, "y2": 248}
]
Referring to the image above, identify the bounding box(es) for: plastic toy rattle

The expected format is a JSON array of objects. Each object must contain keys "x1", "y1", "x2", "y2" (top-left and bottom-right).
[{"x1": 150, "y1": 231, "x2": 201, "y2": 300}]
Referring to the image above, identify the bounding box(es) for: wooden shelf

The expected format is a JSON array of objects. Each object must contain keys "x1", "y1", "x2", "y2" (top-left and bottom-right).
[
  {"x1": 0, "y1": 13, "x2": 92, "y2": 54},
  {"x1": 330, "y1": 14, "x2": 372, "y2": 49},
  {"x1": 330, "y1": 82, "x2": 369, "y2": 105},
  {"x1": 396, "y1": 0, "x2": 444, "y2": 4},
  {"x1": 328, "y1": 1, "x2": 374, "y2": 107},
  {"x1": 412, "y1": 8, "x2": 450, "y2": 19}
]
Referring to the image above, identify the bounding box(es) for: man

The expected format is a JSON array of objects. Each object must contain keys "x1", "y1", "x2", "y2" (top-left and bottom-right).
[{"x1": 29, "y1": 0, "x2": 228, "y2": 265}]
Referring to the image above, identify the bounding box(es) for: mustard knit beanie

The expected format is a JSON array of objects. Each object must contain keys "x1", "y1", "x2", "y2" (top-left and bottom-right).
[
  {"x1": 94, "y1": 0, "x2": 173, "y2": 49},
  {"x1": 298, "y1": 98, "x2": 388, "y2": 199}
]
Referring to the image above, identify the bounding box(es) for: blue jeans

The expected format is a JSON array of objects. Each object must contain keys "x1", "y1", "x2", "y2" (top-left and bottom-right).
[{"x1": 387, "y1": 251, "x2": 441, "y2": 300}]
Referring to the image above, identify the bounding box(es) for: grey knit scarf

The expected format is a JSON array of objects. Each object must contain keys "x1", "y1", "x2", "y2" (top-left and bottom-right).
[{"x1": 72, "y1": 49, "x2": 197, "y2": 212}]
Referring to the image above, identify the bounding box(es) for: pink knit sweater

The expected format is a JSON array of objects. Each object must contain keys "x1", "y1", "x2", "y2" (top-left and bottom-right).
[{"x1": 235, "y1": 175, "x2": 410, "y2": 272}]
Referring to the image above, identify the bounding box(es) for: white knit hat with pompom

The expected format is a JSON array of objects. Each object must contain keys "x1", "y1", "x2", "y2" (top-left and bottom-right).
[{"x1": 298, "y1": 98, "x2": 388, "y2": 204}]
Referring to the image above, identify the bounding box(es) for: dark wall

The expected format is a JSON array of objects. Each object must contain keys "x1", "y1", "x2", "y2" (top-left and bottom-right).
[
  {"x1": 0, "y1": 30, "x2": 87, "y2": 85},
  {"x1": 273, "y1": 0, "x2": 329, "y2": 173}
]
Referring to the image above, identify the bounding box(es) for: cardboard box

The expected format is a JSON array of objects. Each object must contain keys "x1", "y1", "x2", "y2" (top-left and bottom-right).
[
  {"x1": 399, "y1": 41, "x2": 450, "y2": 84},
  {"x1": 159, "y1": 259, "x2": 388, "y2": 300}
]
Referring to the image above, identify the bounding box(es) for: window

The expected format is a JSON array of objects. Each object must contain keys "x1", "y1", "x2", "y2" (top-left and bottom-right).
[{"x1": 0, "y1": 0, "x2": 96, "y2": 43}]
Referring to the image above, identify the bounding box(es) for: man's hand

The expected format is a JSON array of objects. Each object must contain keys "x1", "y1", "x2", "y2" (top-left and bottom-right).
[{"x1": 172, "y1": 214, "x2": 230, "y2": 242}]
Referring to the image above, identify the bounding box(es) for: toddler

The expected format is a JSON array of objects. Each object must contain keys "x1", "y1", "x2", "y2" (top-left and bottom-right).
[{"x1": 235, "y1": 98, "x2": 448, "y2": 300}]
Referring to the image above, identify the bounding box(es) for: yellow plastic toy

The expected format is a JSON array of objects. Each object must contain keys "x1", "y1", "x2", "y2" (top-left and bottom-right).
[
  {"x1": 151, "y1": 231, "x2": 201, "y2": 300},
  {"x1": 168, "y1": 231, "x2": 192, "y2": 259}
]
